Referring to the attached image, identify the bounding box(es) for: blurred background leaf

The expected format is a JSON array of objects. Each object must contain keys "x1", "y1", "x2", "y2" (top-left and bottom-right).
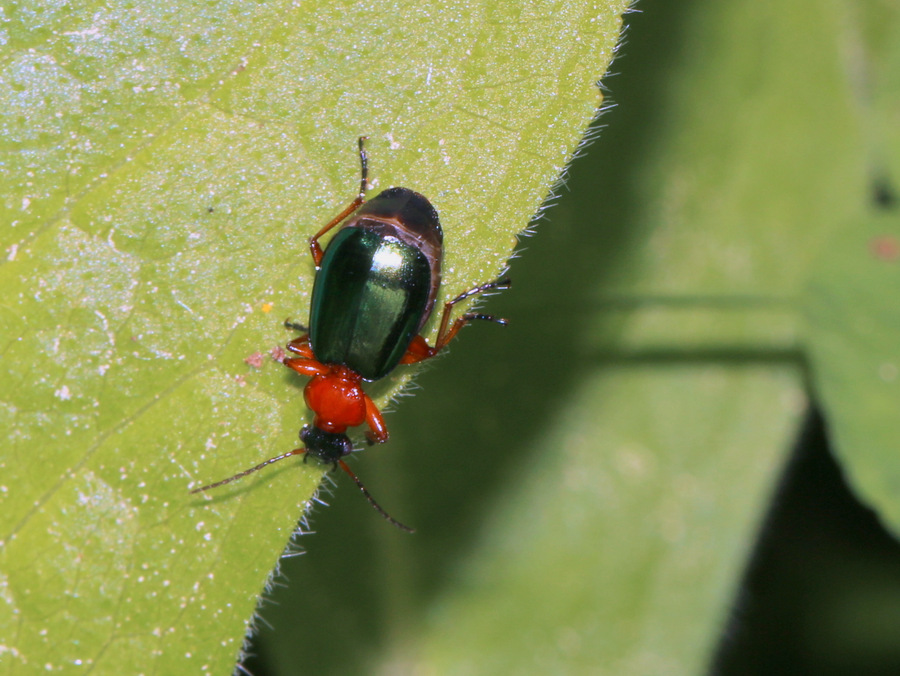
[{"x1": 245, "y1": 0, "x2": 900, "y2": 675}]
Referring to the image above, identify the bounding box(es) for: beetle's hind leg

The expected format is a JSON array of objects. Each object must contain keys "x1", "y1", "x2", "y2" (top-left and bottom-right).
[{"x1": 401, "y1": 278, "x2": 511, "y2": 364}]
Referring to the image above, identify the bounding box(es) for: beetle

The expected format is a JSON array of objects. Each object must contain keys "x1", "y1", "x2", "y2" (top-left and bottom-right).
[{"x1": 191, "y1": 137, "x2": 509, "y2": 531}]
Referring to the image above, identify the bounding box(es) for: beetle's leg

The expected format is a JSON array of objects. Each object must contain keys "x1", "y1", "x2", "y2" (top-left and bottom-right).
[
  {"x1": 432, "y1": 279, "x2": 511, "y2": 353},
  {"x1": 400, "y1": 335, "x2": 433, "y2": 364},
  {"x1": 401, "y1": 278, "x2": 511, "y2": 364},
  {"x1": 284, "y1": 319, "x2": 308, "y2": 333},
  {"x1": 283, "y1": 356, "x2": 330, "y2": 378},
  {"x1": 309, "y1": 136, "x2": 370, "y2": 268},
  {"x1": 362, "y1": 393, "x2": 389, "y2": 445},
  {"x1": 285, "y1": 334, "x2": 315, "y2": 359}
]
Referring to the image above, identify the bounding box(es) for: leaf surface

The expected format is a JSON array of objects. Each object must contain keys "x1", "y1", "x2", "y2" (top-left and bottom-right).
[{"x1": 0, "y1": 0, "x2": 628, "y2": 672}]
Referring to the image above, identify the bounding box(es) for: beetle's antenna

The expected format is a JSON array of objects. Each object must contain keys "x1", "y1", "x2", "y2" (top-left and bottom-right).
[
  {"x1": 190, "y1": 448, "x2": 307, "y2": 493},
  {"x1": 337, "y1": 459, "x2": 415, "y2": 533},
  {"x1": 191, "y1": 445, "x2": 416, "y2": 533}
]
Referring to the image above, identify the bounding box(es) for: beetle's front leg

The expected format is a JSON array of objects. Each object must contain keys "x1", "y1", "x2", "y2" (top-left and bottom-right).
[{"x1": 363, "y1": 394, "x2": 389, "y2": 445}]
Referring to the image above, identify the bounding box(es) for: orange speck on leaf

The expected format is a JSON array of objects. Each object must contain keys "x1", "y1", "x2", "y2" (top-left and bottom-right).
[
  {"x1": 244, "y1": 352, "x2": 265, "y2": 369},
  {"x1": 869, "y1": 236, "x2": 900, "y2": 262}
]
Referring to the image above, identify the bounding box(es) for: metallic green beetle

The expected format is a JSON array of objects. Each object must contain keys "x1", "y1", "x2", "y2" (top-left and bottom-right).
[{"x1": 192, "y1": 137, "x2": 509, "y2": 531}]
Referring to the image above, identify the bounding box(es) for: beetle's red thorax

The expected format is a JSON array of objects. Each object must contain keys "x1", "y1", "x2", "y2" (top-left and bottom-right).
[{"x1": 303, "y1": 365, "x2": 367, "y2": 433}]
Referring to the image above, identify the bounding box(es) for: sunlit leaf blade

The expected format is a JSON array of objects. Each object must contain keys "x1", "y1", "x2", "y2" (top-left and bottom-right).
[{"x1": 0, "y1": 0, "x2": 629, "y2": 672}]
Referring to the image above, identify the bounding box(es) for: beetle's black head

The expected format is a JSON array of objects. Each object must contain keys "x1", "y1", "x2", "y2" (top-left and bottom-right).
[{"x1": 300, "y1": 425, "x2": 353, "y2": 465}]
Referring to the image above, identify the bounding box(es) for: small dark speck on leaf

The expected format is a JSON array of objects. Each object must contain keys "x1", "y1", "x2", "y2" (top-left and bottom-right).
[{"x1": 871, "y1": 178, "x2": 897, "y2": 209}]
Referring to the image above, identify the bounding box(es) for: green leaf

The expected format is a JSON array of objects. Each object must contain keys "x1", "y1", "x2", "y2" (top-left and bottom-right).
[
  {"x1": 804, "y1": 0, "x2": 900, "y2": 540},
  {"x1": 247, "y1": 0, "x2": 900, "y2": 674},
  {"x1": 0, "y1": 0, "x2": 629, "y2": 672},
  {"x1": 806, "y1": 216, "x2": 900, "y2": 534}
]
